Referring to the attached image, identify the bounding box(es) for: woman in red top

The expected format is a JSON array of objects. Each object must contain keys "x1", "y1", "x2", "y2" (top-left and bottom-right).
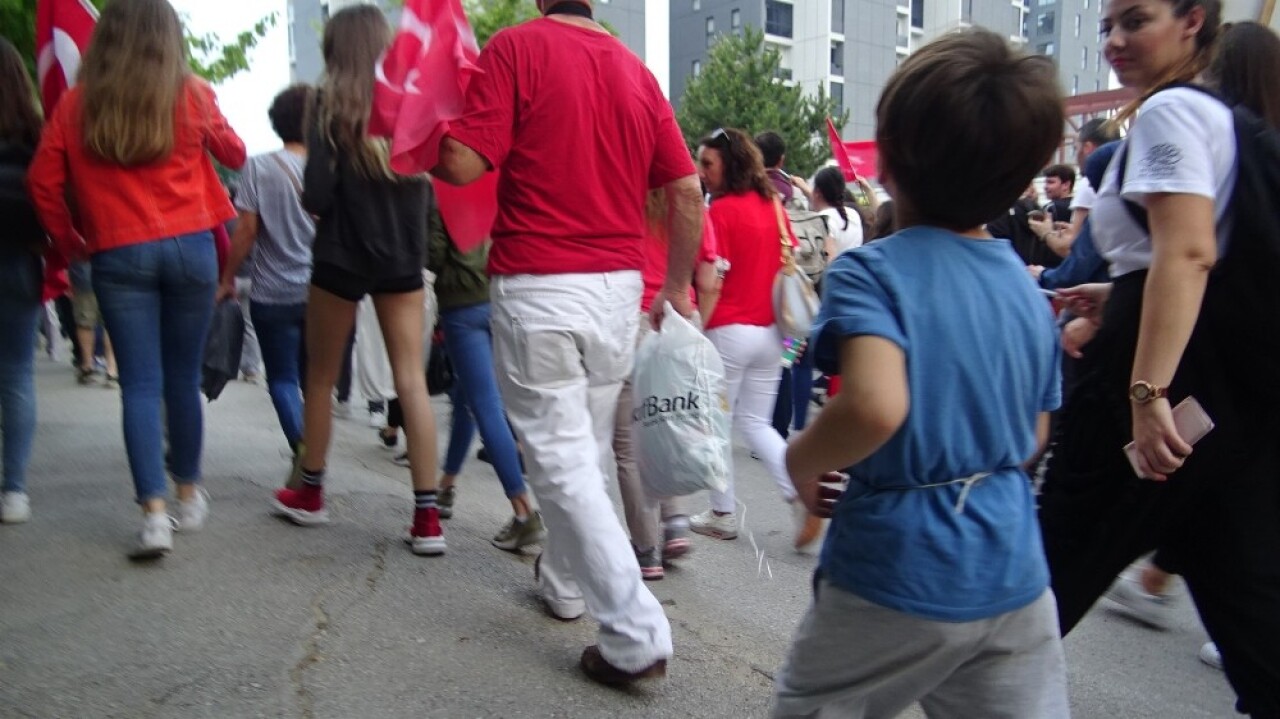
[
  {"x1": 29, "y1": 0, "x2": 246, "y2": 560},
  {"x1": 689, "y1": 127, "x2": 823, "y2": 551}
]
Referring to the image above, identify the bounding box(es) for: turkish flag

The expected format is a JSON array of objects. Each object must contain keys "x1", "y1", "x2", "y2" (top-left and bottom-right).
[
  {"x1": 371, "y1": 0, "x2": 497, "y2": 252},
  {"x1": 35, "y1": 0, "x2": 98, "y2": 116},
  {"x1": 826, "y1": 117, "x2": 879, "y2": 181}
]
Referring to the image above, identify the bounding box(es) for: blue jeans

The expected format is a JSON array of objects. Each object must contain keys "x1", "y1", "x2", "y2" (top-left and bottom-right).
[
  {"x1": 250, "y1": 301, "x2": 306, "y2": 450},
  {"x1": 92, "y1": 233, "x2": 218, "y2": 503},
  {"x1": 772, "y1": 345, "x2": 815, "y2": 438},
  {"x1": 439, "y1": 302, "x2": 526, "y2": 499},
  {"x1": 0, "y1": 253, "x2": 42, "y2": 493}
]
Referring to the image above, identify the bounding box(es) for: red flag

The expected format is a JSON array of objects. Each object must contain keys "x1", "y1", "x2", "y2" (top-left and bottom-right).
[
  {"x1": 844, "y1": 140, "x2": 879, "y2": 181},
  {"x1": 826, "y1": 117, "x2": 880, "y2": 181},
  {"x1": 35, "y1": 0, "x2": 98, "y2": 116},
  {"x1": 826, "y1": 117, "x2": 858, "y2": 182},
  {"x1": 371, "y1": 0, "x2": 496, "y2": 252}
]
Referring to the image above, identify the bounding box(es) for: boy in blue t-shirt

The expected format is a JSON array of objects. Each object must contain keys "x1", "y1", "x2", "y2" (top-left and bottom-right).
[{"x1": 772, "y1": 29, "x2": 1069, "y2": 719}]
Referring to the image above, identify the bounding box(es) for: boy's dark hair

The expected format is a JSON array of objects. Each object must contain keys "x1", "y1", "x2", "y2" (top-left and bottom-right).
[
  {"x1": 1078, "y1": 117, "x2": 1120, "y2": 147},
  {"x1": 754, "y1": 131, "x2": 786, "y2": 169},
  {"x1": 1043, "y1": 164, "x2": 1076, "y2": 188},
  {"x1": 875, "y1": 29, "x2": 1062, "y2": 231},
  {"x1": 269, "y1": 84, "x2": 314, "y2": 144}
]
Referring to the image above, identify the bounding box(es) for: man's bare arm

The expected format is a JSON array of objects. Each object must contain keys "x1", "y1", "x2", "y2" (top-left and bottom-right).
[
  {"x1": 650, "y1": 174, "x2": 704, "y2": 326},
  {"x1": 432, "y1": 136, "x2": 491, "y2": 186}
]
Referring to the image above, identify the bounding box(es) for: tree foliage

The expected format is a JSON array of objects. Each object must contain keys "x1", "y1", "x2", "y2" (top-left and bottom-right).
[
  {"x1": 461, "y1": 0, "x2": 616, "y2": 47},
  {"x1": 0, "y1": 0, "x2": 274, "y2": 85},
  {"x1": 676, "y1": 26, "x2": 850, "y2": 179},
  {"x1": 185, "y1": 13, "x2": 276, "y2": 84},
  {"x1": 463, "y1": 0, "x2": 540, "y2": 47}
]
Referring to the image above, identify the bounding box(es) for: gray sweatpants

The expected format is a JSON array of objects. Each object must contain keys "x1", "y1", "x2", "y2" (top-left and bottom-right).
[{"x1": 772, "y1": 582, "x2": 1070, "y2": 719}]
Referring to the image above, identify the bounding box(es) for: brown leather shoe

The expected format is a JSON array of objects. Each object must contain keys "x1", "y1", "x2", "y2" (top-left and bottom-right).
[{"x1": 580, "y1": 645, "x2": 667, "y2": 686}]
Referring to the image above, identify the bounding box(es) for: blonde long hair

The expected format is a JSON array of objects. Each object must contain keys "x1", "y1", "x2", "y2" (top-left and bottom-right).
[
  {"x1": 317, "y1": 5, "x2": 401, "y2": 181},
  {"x1": 79, "y1": 0, "x2": 189, "y2": 165}
]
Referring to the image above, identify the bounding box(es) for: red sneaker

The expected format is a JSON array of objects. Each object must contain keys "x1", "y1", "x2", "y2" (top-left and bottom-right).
[
  {"x1": 271, "y1": 486, "x2": 329, "y2": 526},
  {"x1": 405, "y1": 506, "x2": 446, "y2": 556}
]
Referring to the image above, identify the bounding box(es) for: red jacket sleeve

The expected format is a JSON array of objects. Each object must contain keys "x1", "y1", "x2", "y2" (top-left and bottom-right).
[{"x1": 194, "y1": 80, "x2": 246, "y2": 171}]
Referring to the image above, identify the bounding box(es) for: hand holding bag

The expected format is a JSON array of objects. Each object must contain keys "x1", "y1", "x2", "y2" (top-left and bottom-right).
[{"x1": 771, "y1": 198, "x2": 821, "y2": 339}]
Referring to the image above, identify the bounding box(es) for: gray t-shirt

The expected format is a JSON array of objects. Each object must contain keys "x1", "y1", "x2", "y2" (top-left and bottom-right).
[{"x1": 236, "y1": 150, "x2": 315, "y2": 305}]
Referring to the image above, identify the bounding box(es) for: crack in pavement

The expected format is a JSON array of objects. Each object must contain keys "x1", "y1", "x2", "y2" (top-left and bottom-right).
[
  {"x1": 289, "y1": 587, "x2": 331, "y2": 719},
  {"x1": 365, "y1": 540, "x2": 388, "y2": 591},
  {"x1": 288, "y1": 539, "x2": 389, "y2": 719}
]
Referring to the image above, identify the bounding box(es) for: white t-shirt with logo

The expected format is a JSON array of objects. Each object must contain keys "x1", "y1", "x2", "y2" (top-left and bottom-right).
[
  {"x1": 1091, "y1": 88, "x2": 1237, "y2": 278},
  {"x1": 819, "y1": 206, "x2": 864, "y2": 255}
]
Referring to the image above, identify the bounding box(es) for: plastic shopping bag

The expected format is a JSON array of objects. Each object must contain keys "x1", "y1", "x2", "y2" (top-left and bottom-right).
[
  {"x1": 202, "y1": 298, "x2": 245, "y2": 401},
  {"x1": 632, "y1": 303, "x2": 731, "y2": 497}
]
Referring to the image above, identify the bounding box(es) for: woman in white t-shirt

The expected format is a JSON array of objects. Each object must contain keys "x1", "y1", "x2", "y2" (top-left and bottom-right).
[
  {"x1": 1040, "y1": 0, "x2": 1280, "y2": 713},
  {"x1": 810, "y1": 167, "x2": 864, "y2": 256}
]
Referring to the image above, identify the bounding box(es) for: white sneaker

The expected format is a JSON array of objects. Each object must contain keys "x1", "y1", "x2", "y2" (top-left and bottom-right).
[
  {"x1": 130, "y1": 512, "x2": 175, "y2": 560},
  {"x1": 368, "y1": 409, "x2": 387, "y2": 429},
  {"x1": 1, "y1": 491, "x2": 31, "y2": 524},
  {"x1": 690, "y1": 509, "x2": 738, "y2": 540},
  {"x1": 1198, "y1": 642, "x2": 1223, "y2": 670},
  {"x1": 331, "y1": 399, "x2": 354, "y2": 419},
  {"x1": 1104, "y1": 575, "x2": 1176, "y2": 630},
  {"x1": 176, "y1": 487, "x2": 210, "y2": 532},
  {"x1": 791, "y1": 499, "x2": 827, "y2": 554}
]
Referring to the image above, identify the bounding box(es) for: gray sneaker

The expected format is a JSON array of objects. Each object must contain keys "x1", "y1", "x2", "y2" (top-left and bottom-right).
[
  {"x1": 438, "y1": 485, "x2": 456, "y2": 519},
  {"x1": 491, "y1": 511, "x2": 546, "y2": 552},
  {"x1": 636, "y1": 546, "x2": 664, "y2": 581}
]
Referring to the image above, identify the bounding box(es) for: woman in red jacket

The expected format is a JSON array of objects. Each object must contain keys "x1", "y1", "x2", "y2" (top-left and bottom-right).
[{"x1": 29, "y1": 0, "x2": 246, "y2": 559}]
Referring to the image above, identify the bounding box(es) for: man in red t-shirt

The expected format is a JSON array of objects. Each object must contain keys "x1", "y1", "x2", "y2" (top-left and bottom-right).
[{"x1": 433, "y1": 0, "x2": 703, "y2": 687}]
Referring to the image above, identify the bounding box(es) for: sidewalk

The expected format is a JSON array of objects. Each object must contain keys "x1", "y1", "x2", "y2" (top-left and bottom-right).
[{"x1": 0, "y1": 357, "x2": 1238, "y2": 718}]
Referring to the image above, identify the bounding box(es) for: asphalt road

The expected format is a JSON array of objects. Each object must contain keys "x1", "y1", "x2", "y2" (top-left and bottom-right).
[{"x1": 0, "y1": 358, "x2": 1239, "y2": 718}]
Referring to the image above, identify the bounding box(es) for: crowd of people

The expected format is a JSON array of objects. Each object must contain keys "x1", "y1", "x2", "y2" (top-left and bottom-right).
[{"x1": 2, "y1": 0, "x2": 1278, "y2": 714}]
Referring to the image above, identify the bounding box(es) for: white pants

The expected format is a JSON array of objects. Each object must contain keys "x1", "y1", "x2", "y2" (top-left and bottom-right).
[
  {"x1": 491, "y1": 271, "x2": 672, "y2": 672},
  {"x1": 355, "y1": 296, "x2": 395, "y2": 405},
  {"x1": 706, "y1": 323, "x2": 795, "y2": 514},
  {"x1": 353, "y1": 271, "x2": 437, "y2": 406}
]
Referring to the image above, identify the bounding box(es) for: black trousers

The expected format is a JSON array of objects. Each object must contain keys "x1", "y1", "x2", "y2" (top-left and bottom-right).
[{"x1": 1039, "y1": 272, "x2": 1280, "y2": 718}]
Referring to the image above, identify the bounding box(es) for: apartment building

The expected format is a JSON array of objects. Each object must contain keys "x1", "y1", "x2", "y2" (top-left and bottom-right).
[
  {"x1": 671, "y1": 0, "x2": 1025, "y2": 139},
  {"x1": 1026, "y1": 0, "x2": 1112, "y2": 96}
]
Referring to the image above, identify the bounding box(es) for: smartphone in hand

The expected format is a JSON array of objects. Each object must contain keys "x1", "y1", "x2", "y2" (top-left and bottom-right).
[{"x1": 1124, "y1": 397, "x2": 1215, "y2": 478}]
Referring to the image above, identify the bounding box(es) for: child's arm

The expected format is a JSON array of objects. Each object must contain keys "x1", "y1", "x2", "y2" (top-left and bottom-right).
[
  {"x1": 1024, "y1": 411, "x2": 1051, "y2": 470},
  {"x1": 787, "y1": 335, "x2": 908, "y2": 513}
]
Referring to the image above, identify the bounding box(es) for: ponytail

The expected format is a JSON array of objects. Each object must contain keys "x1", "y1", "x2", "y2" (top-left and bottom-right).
[{"x1": 812, "y1": 167, "x2": 850, "y2": 230}]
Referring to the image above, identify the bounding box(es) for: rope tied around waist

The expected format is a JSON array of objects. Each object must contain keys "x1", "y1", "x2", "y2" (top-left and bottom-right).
[{"x1": 867, "y1": 471, "x2": 995, "y2": 514}]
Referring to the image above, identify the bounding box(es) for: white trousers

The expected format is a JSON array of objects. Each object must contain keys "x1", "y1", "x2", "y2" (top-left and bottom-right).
[
  {"x1": 353, "y1": 271, "x2": 437, "y2": 406},
  {"x1": 491, "y1": 271, "x2": 672, "y2": 672},
  {"x1": 355, "y1": 296, "x2": 395, "y2": 405},
  {"x1": 706, "y1": 323, "x2": 795, "y2": 514}
]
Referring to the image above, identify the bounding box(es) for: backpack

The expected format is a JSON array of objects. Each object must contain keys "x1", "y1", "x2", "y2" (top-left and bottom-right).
[
  {"x1": 784, "y1": 203, "x2": 830, "y2": 282},
  {"x1": 1115, "y1": 85, "x2": 1280, "y2": 405}
]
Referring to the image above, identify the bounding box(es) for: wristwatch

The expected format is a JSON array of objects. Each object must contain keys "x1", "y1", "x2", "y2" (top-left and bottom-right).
[{"x1": 1129, "y1": 381, "x2": 1168, "y2": 404}]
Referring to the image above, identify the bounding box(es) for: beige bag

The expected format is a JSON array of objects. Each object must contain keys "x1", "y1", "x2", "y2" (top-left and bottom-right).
[{"x1": 771, "y1": 198, "x2": 820, "y2": 339}]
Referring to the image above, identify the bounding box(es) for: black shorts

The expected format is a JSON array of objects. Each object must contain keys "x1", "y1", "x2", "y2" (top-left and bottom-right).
[{"x1": 311, "y1": 262, "x2": 423, "y2": 303}]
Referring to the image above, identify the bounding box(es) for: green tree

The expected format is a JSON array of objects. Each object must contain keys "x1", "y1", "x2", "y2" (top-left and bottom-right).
[
  {"x1": 676, "y1": 26, "x2": 849, "y2": 180},
  {"x1": 0, "y1": 0, "x2": 274, "y2": 84},
  {"x1": 463, "y1": 0, "x2": 539, "y2": 47},
  {"x1": 460, "y1": 0, "x2": 616, "y2": 47}
]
